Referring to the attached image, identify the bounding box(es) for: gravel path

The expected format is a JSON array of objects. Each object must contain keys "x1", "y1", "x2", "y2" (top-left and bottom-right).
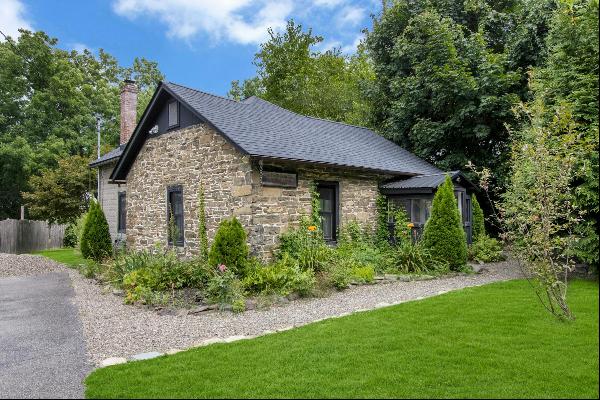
[
  {"x1": 64, "y1": 259, "x2": 522, "y2": 366},
  {"x1": 0, "y1": 253, "x2": 66, "y2": 278},
  {"x1": 0, "y1": 253, "x2": 523, "y2": 367}
]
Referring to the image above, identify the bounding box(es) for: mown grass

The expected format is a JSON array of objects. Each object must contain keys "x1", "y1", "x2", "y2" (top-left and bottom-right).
[
  {"x1": 34, "y1": 247, "x2": 90, "y2": 268},
  {"x1": 85, "y1": 279, "x2": 599, "y2": 399}
]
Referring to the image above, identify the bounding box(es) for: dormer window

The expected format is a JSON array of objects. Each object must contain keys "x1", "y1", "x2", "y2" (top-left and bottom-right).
[{"x1": 168, "y1": 100, "x2": 179, "y2": 128}]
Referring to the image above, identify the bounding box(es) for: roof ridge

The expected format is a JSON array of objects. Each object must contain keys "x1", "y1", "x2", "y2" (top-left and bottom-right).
[{"x1": 164, "y1": 81, "x2": 243, "y2": 105}]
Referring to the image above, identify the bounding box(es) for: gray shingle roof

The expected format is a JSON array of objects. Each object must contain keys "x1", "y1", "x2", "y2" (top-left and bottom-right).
[
  {"x1": 89, "y1": 144, "x2": 125, "y2": 167},
  {"x1": 380, "y1": 171, "x2": 460, "y2": 190},
  {"x1": 163, "y1": 82, "x2": 441, "y2": 176}
]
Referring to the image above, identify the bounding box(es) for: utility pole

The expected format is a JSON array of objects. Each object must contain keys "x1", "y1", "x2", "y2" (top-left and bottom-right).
[{"x1": 96, "y1": 116, "x2": 101, "y2": 202}]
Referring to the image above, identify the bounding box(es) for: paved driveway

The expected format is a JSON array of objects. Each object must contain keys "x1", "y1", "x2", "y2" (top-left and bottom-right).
[{"x1": 0, "y1": 272, "x2": 90, "y2": 399}]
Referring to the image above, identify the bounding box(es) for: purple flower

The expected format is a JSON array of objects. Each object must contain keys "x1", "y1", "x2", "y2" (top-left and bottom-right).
[{"x1": 218, "y1": 264, "x2": 227, "y2": 273}]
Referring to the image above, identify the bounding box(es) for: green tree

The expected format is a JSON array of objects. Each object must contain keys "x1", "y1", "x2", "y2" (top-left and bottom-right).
[
  {"x1": 0, "y1": 29, "x2": 163, "y2": 219},
  {"x1": 80, "y1": 200, "x2": 112, "y2": 262},
  {"x1": 21, "y1": 155, "x2": 96, "y2": 224},
  {"x1": 421, "y1": 175, "x2": 467, "y2": 270},
  {"x1": 502, "y1": 103, "x2": 578, "y2": 319},
  {"x1": 0, "y1": 137, "x2": 32, "y2": 219},
  {"x1": 366, "y1": 5, "x2": 521, "y2": 184},
  {"x1": 229, "y1": 20, "x2": 374, "y2": 126},
  {"x1": 208, "y1": 218, "x2": 249, "y2": 275},
  {"x1": 227, "y1": 77, "x2": 264, "y2": 101},
  {"x1": 531, "y1": 0, "x2": 599, "y2": 270},
  {"x1": 471, "y1": 194, "x2": 486, "y2": 241}
]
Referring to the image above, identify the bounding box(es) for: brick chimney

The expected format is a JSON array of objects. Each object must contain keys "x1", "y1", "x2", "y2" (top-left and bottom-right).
[{"x1": 120, "y1": 79, "x2": 138, "y2": 145}]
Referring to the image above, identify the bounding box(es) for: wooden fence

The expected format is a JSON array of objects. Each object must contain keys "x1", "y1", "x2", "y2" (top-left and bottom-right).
[{"x1": 0, "y1": 219, "x2": 66, "y2": 254}]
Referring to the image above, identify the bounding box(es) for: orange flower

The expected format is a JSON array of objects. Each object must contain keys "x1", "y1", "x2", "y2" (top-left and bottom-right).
[
  {"x1": 307, "y1": 225, "x2": 317, "y2": 231},
  {"x1": 407, "y1": 223, "x2": 415, "y2": 228}
]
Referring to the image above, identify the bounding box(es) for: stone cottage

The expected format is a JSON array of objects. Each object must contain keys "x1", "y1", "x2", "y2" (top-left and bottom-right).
[{"x1": 93, "y1": 81, "x2": 475, "y2": 259}]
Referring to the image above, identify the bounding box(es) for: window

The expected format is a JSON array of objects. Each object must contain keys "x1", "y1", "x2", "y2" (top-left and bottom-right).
[
  {"x1": 168, "y1": 101, "x2": 179, "y2": 128},
  {"x1": 117, "y1": 192, "x2": 126, "y2": 233},
  {"x1": 167, "y1": 186, "x2": 184, "y2": 246},
  {"x1": 388, "y1": 197, "x2": 432, "y2": 225},
  {"x1": 317, "y1": 183, "x2": 338, "y2": 242},
  {"x1": 455, "y1": 191, "x2": 464, "y2": 218}
]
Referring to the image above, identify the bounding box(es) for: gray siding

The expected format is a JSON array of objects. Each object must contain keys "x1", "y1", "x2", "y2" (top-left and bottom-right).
[{"x1": 98, "y1": 162, "x2": 126, "y2": 243}]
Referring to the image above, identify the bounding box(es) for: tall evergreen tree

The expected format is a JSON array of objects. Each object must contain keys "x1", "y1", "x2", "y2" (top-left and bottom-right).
[
  {"x1": 421, "y1": 175, "x2": 468, "y2": 270},
  {"x1": 471, "y1": 194, "x2": 486, "y2": 242}
]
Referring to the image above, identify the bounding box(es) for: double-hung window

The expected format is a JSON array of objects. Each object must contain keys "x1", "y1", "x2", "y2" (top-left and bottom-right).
[{"x1": 167, "y1": 186, "x2": 184, "y2": 246}]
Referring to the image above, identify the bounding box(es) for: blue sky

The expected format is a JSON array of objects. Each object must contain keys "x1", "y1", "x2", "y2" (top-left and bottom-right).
[{"x1": 1, "y1": 0, "x2": 381, "y2": 96}]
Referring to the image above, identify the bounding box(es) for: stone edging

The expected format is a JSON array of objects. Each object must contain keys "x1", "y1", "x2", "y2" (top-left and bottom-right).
[{"x1": 98, "y1": 287, "x2": 456, "y2": 368}]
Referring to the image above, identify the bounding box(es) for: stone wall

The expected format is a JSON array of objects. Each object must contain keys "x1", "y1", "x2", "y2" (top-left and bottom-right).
[
  {"x1": 98, "y1": 162, "x2": 126, "y2": 243},
  {"x1": 126, "y1": 123, "x2": 384, "y2": 259},
  {"x1": 126, "y1": 124, "x2": 254, "y2": 257}
]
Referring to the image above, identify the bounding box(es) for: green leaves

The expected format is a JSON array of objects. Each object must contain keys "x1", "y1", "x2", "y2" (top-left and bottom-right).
[
  {"x1": 366, "y1": 1, "x2": 523, "y2": 183},
  {"x1": 229, "y1": 20, "x2": 374, "y2": 127},
  {"x1": 208, "y1": 217, "x2": 249, "y2": 275},
  {"x1": 0, "y1": 30, "x2": 164, "y2": 219},
  {"x1": 80, "y1": 200, "x2": 112, "y2": 262},
  {"x1": 21, "y1": 154, "x2": 95, "y2": 224},
  {"x1": 421, "y1": 175, "x2": 468, "y2": 270}
]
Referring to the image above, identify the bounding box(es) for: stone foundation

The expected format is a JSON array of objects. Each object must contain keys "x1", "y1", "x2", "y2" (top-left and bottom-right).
[{"x1": 126, "y1": 123, "x2": 384, "y2": 260}]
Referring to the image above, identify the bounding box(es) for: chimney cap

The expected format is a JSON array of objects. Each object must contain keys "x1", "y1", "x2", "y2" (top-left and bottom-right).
[{"x1": 124, "y1": 79, "x2": 136, "y2": 84}]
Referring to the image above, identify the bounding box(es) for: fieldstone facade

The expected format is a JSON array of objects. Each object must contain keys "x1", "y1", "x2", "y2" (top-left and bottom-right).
[{"x1": 126, "y1": 123, "x2": 384, "y2": 259}]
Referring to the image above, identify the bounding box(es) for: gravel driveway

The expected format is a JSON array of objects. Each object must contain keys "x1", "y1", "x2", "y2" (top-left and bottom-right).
[
  {"x1": 1, "y1": 253, "x2": 522, "y2": 368},
  {"x1": 68, "y1": 258, "x2": 522, "y2": 366},
  {"x1": 0, "y1": 258, "x2": 91, "y2": 399}
]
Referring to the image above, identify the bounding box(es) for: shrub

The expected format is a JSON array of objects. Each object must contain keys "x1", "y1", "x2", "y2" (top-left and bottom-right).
[
  {"x1": 73, "y1": 211, "x2": 89, "y2": 249},
  {"x1": 394, "y1": 242, "x2": 449, "y2": 275},
  {"x1": 205, "y1": 265, "x2": 244, "y2": 309},
  {"x1": 350, "y1": 265, "x2": 375, "y2": 283},
  {"x1": 104, "y1": 248, "x2": 211, "y2": 291},
  {"x1": 208, "y1": 217, "x2": 249, "y2": 275},
  {"x1": 277, "y1": 216, "x2": 331, "y2": 271},
  {"x1": 242, "y1": 254, "x2": 315, "y2": 297},
  {"x1": 469, "y1": 235, "x2": 505, "y2": 264},
  {"x1": 392, "y1": 206, "x2": 412, "y2": 245},
  {"x1": 472, "y1": 194, "x2": 486, "y2": 241},
  {"x1": 78, "y1": 261, "x2": 100, "y2": 279},
  {"x1": 123, "y1": 268, "x2": 156, "y2": 304},
  {"x1": 63, "y1": 223, "x2": 77, "y2": 247},
  {"x1": 80, "y1": 201, "x2": 113, "y2": 262},
  {"x1": 421, "y1": 175, "x2": 468, "y2": 270},
  {"x1": 232, "y1": 298, "x2": 246, "y2": 313},
  {"x1": 324, "y1": 259, "x2": 360, "y2": 290}
]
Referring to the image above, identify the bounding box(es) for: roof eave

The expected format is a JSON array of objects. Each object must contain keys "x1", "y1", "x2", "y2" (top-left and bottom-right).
[
  {"x1": 89, "y1": 157, "x2": 119, "y2": 168},
  {"x1": 250, "y1": 155, "x2": 421, "y2": 177}
]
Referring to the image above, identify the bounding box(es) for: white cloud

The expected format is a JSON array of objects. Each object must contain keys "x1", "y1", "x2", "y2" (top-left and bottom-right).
[
  {"x1": 71, "y1": 42, "x2": 92, "y2": 53},
  {"x1": 340, "y1": 34, "x2": 363, "y2": 54},
  {"x1": 0, "y1": 0, "x2": 33, "y2": 39},
  {"x1": 312, "y1": 0, "x2": 345, "y2": 7},
  {"x1": 112, "y1": 0, "x2": 293, "y2": 45},
  {"x1": 335, "y1": 6, "x2": 365, "y2": 27}
]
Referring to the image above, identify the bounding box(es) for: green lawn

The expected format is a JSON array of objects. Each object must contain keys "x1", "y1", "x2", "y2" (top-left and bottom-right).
[
  {"x1": 85, "y1": 279, "x2": 599, "y2": 399},
  {"x1": 34, "y1": 247, "x2": 89, "y2": 268}
]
